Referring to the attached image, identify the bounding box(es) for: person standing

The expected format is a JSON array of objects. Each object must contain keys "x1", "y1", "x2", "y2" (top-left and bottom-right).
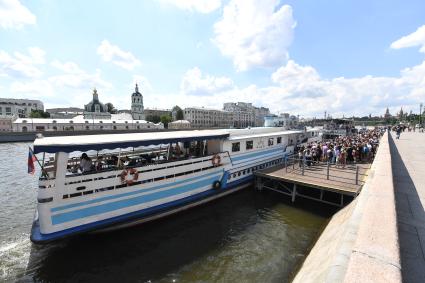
[{"x1": 396, "y1": 126, "x2": 402, "y2": 139}]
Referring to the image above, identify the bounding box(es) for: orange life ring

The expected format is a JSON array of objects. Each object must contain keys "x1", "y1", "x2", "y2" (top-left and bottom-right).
[
  {"x1": 212, "y1": 154, "x2": 221, "y2": 167},
  {"x1": 120, "y1": 168, "x2": 139, "y2": 185}
]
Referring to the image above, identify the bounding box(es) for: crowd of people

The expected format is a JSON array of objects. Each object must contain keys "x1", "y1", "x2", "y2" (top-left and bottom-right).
[{"x1": 295, "y1": 129, "x2": 384, "y2": 169}]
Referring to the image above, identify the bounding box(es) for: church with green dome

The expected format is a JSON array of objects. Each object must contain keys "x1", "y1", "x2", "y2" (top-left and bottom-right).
[{"x1": 83, "y1": 88, "x2": 111, "y2": 120}]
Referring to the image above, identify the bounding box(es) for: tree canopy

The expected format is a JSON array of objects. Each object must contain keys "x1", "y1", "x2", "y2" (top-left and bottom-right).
[
  {"x1": 30, "y1": 110, "x2": 50, "y2": 118},
  {"x1": 172, "y1": 105, "x2": 184, "y2": 120},
  {"x1": 105, "y1": 102, "x2": 117, "y2": 114},
  {"x1": 160, "y1": 114, "x2": 172, "y2": 128}
]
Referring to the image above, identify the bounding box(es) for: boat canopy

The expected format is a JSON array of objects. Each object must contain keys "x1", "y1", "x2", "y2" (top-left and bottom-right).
[
  {"x1": 33, "y1": 130, "x2": 230, "y2": 154},
  {"x1": 228, "y1": 130, "x2": 302, "y2": 141}
]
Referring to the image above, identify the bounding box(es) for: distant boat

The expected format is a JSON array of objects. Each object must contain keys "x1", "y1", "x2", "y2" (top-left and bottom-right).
[{"x1": 30, "y1": 127, "x2": 321, "y2": 243}]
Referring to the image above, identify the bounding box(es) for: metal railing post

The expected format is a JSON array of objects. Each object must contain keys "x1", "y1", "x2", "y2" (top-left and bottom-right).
[
  {"x1": 327, "y1": 163, "x2": 330, "y2": 180},
  {"x1": 285, "y1": 157, "x2": 287, "y2": 173},
  {"x1": 356, "y1": 165, "x2": 359, "y2": 185},
  {"x1": 302, "y1": 160, "x2": 305, "y2": 175}
]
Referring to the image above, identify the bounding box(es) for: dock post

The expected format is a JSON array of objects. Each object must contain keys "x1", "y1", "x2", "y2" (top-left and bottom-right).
[
  {"x1": 257, "y1": 176, "x2": 263, "y2": 191},
  {"x1": 327, "y1": 163, "x2": 330, "y2": 180},
  {"x1": 292, "y1": 183, "x2": 297, "y2": 203},
  {"x1": 355, "y1": 165, "x2": 359, "y2": 185}
]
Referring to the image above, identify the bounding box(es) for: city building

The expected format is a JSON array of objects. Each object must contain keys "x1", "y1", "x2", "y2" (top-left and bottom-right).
[
  {"x1": 144, "y1": 108, "x2": 171, "y2": 118},
  {"x1": 264, "y1": 113, "x2": 299, "y2": 128},
  {"x1": 0, "y1": 117, "x2": 13, "y2": 132},
  {"x1": 223, "y1": 102, "x2": 270, "y2": 128},
  {"x1": 168, "y1": 120, "x2": 191, "y2": 129},
  {"x1": 12, "y1": 116, "x2": 163, "y2": 132},
  {"x1": 384, "y1": 107, "x2": 392, "y2": 119},
  {"x1": 46, "y1": 107, "x2": 84, "y2": 119},
  {"x1": 83, "y1": 88, "x2": 111, "y2": 120},
  {"x1": 254, "y1": 106, "x2": 271, "y2": 127},
  {"x1": 131, "y1": 84, "x2": 144, "y2": 120},
  {"x1": 184, "y1": 107, "x2": 233, "y2": 128},
  {"x1": 0, "y1": 98, "x2": 44, "y2": 118}
]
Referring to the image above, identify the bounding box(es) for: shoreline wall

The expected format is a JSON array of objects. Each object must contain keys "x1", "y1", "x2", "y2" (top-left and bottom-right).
[{"x1": 293, "y1": 132, "x2": 401, "y2": 283}]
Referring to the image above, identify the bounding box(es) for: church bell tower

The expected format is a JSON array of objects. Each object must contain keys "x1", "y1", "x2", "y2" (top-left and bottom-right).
[{"x1": 131, "y1": 83, "x2": 144, "y2": 120}]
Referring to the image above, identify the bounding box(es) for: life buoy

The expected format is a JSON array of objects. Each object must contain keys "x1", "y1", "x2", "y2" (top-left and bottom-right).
[
  {"x1": 212, "y1": 154, "x2": 221, "y2": 167},
  {"x1": 120, "y1": 168, "x2": 139, "y2": 185}
]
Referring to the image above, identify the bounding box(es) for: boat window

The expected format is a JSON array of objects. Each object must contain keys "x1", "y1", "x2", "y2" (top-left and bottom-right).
[
  {"x1": 232, "y1": 142, "x2": 240, "y2": 152},
  {"x1": 277, "y1": 137, "x2": 282, "y2": 144},
  {"x1": 268, "y1": 138, "x2": 274, "y2": 146},
  {"x1": 246, "y1": 140, "x2": 253, "y2": 150}
]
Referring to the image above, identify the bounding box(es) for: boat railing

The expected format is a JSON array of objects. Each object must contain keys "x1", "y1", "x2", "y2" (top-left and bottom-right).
[{"x1": 60, "y1": 152, "x2": 231, "y2": 190}]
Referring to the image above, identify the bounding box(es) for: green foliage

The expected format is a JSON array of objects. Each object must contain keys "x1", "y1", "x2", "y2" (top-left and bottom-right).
[
  {"x1": 146, "y1": 114, "x2": 161, "y2": 124},
  {"x1": 160, "y1": 114, "x2": 172, "y2": 128},
  {"x1": 172, "y1": 105, "x2": 184, "y2": 120},
  {"x1": 30, "y1": 110, "x2": 50, "y2": 118},
  {"x1": 105, "y1": 102, "x2": 117, "y2": 114}
]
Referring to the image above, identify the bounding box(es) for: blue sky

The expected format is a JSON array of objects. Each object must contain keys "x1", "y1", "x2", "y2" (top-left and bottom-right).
[{"x1": 0, "y1": 0, "x2": 425, "y2": 118}]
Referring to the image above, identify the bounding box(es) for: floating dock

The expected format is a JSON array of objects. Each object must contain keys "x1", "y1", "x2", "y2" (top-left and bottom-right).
[{"x1": 254, "y1": 160, "x2": 370, "y2": 207}]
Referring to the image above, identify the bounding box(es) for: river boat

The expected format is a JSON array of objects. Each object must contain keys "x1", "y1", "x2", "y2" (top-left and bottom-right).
[{"x1": 30, "y1": 127, "x2": 320, "y2": 243}]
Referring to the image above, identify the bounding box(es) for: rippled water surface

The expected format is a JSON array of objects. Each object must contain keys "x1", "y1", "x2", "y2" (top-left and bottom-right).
[{"x1": 0, "y1": 142, "x2": 331, "y2": 282}]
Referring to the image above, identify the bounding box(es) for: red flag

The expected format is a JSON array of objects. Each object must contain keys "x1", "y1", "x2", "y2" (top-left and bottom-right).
[{"x1": 28, "y1": 149, "x2": 36, "y2": 175}]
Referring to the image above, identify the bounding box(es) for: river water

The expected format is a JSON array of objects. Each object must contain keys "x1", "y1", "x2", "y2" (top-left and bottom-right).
[{"x1": 0, "y1": 142, "x2": 332, "y2": 282}]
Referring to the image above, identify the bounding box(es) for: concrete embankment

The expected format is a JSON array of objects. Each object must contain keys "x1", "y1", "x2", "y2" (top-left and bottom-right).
[{"x1": 293, "y1": 132, "x2": 401, "y2": 283}]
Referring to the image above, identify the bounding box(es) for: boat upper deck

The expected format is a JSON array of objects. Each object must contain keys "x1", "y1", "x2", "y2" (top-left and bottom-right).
[
  {"x1": 33, "y1": 127, "x2": 317, "y2": 154},
  {"x1": 33, "y1": 129, "x2": 230, "y2": 153}
]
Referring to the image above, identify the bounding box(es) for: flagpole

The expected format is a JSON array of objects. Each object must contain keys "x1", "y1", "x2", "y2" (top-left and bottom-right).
[{"x1": 29, "y1": 146, "x2": 48, "y2": 177}]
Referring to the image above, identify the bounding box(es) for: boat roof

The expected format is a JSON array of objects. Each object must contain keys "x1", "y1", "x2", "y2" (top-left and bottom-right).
[
  {"x1": 228, "y1": 129, "x2": 303, "y2": 141},
  {"x1": 33, "y1": 130, "x2": 229, "y2": 154}
]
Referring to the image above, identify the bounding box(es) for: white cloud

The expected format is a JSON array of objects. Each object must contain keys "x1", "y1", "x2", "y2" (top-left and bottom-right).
[
  {"x1": 147, "y1": 60, "x2": 424, "y2": 118},
  {"x1": 264, "y1": 60, "x2": 425, "y2": 117},
  {"x1": 49, "y1": 60, "x2": 112, "y2": 89},
  {"x1": 97, "y1": 40, "x2": 141, "y2": 70},
  {"x1": 10, "y1": 80, "x2": 54, "y2": 98},
  {"x1": 0, "y1": 0, "x2": 36, "y2": 29},
  {"x1": 0, "y1": 47, "x2": 45, "y2": 78},
  {"x1": 391, "y1": 25, "x2": 425, "y2": 53},
  {"x1": 213, "y1": 0, "x2": 296, "y2": 71},
  {"x1": 160, "y1": 0, "x2": 221, "y2": 13},
  {"x1": 180, "y1": 67, "x2": 234, "y2": 95}
]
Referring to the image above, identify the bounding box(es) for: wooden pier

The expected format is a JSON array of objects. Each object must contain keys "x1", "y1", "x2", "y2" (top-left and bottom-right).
[{"x1": 254, "y1": 159, "x2": 370, "y2": 207}]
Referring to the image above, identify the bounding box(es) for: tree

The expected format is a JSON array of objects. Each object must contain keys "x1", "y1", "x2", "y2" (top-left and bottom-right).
[
  {"x1": 146, "y1": 115, "x2": 161, "y2": 124},
  {"x1": 105, "y1": 102, "x2": 117, "y2": 114},
  {"x1": 172, "y1": 105, "x2": 184, "y2": 121},
  {"x1": 160, "y1": 114, "x2": 172, "y2": 128},
  {"x1": 30, "y1": 110, "x2": 50, "y2": 118}
]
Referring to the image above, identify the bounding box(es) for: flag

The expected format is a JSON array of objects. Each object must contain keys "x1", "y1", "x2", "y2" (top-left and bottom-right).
[{"x1": 28, "y1": 149, "x2": 36, "y2": 175}]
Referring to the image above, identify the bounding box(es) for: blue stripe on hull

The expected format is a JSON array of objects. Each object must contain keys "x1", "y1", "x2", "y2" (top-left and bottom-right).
[
  {"x1": 31, "y1": 174, "x2": 254, "y2": 243},
  {"x1": 52, "y1": 174, "x2": 221, "y2": 225},
  {"x1": 52, "y1": 170, "x2": 221, "y2": 213}
]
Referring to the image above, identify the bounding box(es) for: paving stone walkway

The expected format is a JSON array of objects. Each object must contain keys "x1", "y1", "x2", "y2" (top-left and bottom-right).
[{"x1": 390, "y1": 131, "x2": 425, "y2": 283}]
